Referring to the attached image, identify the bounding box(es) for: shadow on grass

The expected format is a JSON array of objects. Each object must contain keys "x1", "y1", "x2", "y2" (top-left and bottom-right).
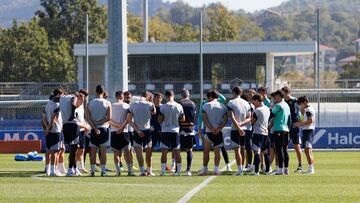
[{"x1": 0, "y1": 171, "x2": 43, "y2": 177}]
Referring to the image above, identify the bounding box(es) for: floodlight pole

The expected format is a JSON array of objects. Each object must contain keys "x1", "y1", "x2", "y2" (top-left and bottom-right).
[
  {"x1": 108, "y1": 0, "x2": 128, "y2": 98},
  {"x1": 200, "y1": 12, "x2": 204, "y2": 104},
  {"x1": 143, "y1": 0, "x2": 148, "y2": 42},
  {"x1": 85, "y1": 14, "x2": 89, "y2": 100},
  {"x1": 316, "y1": 8, "x2": 320, "y2": 126}
]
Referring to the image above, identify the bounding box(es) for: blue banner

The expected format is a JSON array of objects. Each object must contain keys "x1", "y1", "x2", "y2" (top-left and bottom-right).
[
  {"x1": 0, "y1": 130, "x2": 46, "y2": 152},
  {"x1": 0, "y1": 127, "x2": 359, "y2": 152},
  {"x1": 193, "y1": 127, "x2": 360, "y2": 150}
]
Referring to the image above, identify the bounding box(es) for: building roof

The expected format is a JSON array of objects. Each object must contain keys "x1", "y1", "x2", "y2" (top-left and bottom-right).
[
  {"x1": 74, "y1": 41, "x2": 316, "y2": 57},
  {"x1": 320, "y1": 44, "x2": 336, "y2": 51},
  {"x1": 339, "y1": 56, "x2": 357, "y2": 63}
]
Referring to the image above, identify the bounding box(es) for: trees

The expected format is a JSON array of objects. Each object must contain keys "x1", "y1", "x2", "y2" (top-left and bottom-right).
[
  {"x1": 0, "y1": 20, "x2": 74, "y2": 82},
  {"x1": 36, "y1": 0, "x2": 107, "y2": 45},
  {"x1": 205, "y1": 4, "x2": 240, "y2": 41}
]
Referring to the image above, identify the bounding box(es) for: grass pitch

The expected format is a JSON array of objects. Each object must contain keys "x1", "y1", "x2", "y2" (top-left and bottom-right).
[{"x1": 0, "y1": 151, "x2": 359, "y2": 202}]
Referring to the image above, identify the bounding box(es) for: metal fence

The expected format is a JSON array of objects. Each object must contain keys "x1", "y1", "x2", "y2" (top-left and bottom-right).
[{"x1": 0, "y1": 1, "x2": 359, "y2": 130}]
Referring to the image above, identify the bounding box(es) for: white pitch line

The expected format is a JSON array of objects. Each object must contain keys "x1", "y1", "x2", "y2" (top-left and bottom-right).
[{"x1": 177, "y1": 159, "x2": 236, "y2": 203}]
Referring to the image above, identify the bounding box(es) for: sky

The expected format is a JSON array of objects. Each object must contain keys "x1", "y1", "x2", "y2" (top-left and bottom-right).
[{"x1": 166, "y1": 0, "x2": 288, "y2": 12}]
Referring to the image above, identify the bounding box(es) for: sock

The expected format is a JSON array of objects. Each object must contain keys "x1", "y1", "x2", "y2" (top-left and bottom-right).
[
  {"x1": 176, "y1": 163, "x2": 182, "y2": 174},
  {"x1": 254, "y1": 154, "x2": 260, "y2": 173},
  {"x1": 203, "y1": 166, "x2": 208, "y2": 171},
  {"x1": 67, "y1": 167, "x2": 73, "y2": 174},
  {"x1": 115, "y1": 163, "x2": 121, "y2": 173},
  {"x1": 238, "y1": 165, "x2": 243, "y2": 172},
  {"x1": 46, "y1": 164, "x2": 50, "y2": 174},
  {"x1": 140, "y1": 166, "x2": 145, "y2": 173},
  {"x1": 214, "y1": 166, "x2": 219, "y2": 172},
  {"x1": 298, "y1": 163, "x2": 302, "y2": 168},
  {"x1": 186, "y1": 151, "x2": 193, "y2": 172},
  {"x1": 54, "y1": 164, "x2": 59, "y2": 173},
  {"x1": 161, "y1": 163, "x2": 166, "y2": 173},
  {"x1": 101, "y1": 165, "x2": 106, "y2": 173},
  {"x1": 59, "y1": 163, "x2": 65, "y2": 172},
  {"x1": 309, "y1": 164, "x2": 314, "y2": 169},
  {"x1": 276, "y1": 165, "x2": 279, "y2": 170},
  {"x1": 81, "y1": 160, "x2": 85, "y2": 170},
  {"x1": 76, "y1": 161, "x2": 81, "y2": 169},
  {"x1": 90, "y1": 164, "x2": 96, "y2": 173},
  {"x1": 127, "y1": 163, "x2": 133, "y2": 173},
  {"x1": 148, "y1": 167, "x2": 153, "y2": 173},
  {"x1": 171, "y1": 159, "x2": 175, "y2": 168},
  {"x1": 50, "y1": 165, "x2": 55, "y2": 174}
]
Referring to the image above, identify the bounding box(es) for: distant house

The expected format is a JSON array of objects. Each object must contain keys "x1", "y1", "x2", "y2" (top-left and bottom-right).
[
  {"x1": 319, "y1": 44, "x2": 337, "y2": 72},
  {"x1": 338, "y1": 39, "x2": 360, "y2": 66},
  {"x1": 355, "y1": 38, "x2": 360, "y2": 53},
  {"x1": 255, "y1": 9, "x2": 282, "y2": 25},
  {"x1": 338, "y1": 56, "x2": 357, "y2": 66}
]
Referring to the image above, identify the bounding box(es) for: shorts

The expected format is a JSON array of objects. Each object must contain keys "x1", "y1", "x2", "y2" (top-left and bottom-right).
[
  {"x1": 90, "y1": 127, "x2": 110, "y2": 147},
  {"x1": 160, "y1": 132, "x2": 180, "y2": 150},
  {"x1": 111, "y1": 132, "x2": 131, "y2": 152},
  {"x1": 273, "y1": 131, "x2": 289, "y2": 147},
  {"x1": 133, "y1": 130, "x2": 152, "y2": 149},
  {"x1": 78, "y1": 131, "x2": 86, "y2": 149},
  {"x1": 62, "y1": 123, "x2": 80, "y2": 145},
  {"x1": 302, "y1": 129, "x2": 314, "y2": 149},
  {"x1": 231, "y1": 130, "x2": 245, "y2": 148},
  {"x1": 252, "y1": 133, "x2": 264, "y2": 154},
  {"x1": 290, "y1": 127, "x2": 301, "y2": 145},
  {"x1": 46, "y1": 132, "x2": 61, "y2": 151},
  {"x1": 204, "y1": 132, "x2": 224, "y2": 148},
  {"x1": 180, "y1": 129, "x2": 196, "y2": 149},
  {"x1": 151, "y1": 130, "x2": 161, "y2": 148},
  {"x1": 245, "y1": 130, "x2": 253, "y2": 150}
]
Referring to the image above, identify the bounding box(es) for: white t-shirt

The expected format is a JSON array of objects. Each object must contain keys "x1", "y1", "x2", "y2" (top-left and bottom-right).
[
  {"x1": 111, "y1": 102, "x2": 130, "y2": 133},
  {"x1": 202, "y1": 100, "x2": 228, "y2": 133},
  {"x1": 253, "y1": 105, "x2": 270, "y2": 136},
  {"x1": 129, "y1": 100, "x2": 153, "y2": 131},
  {"x1": 88, "y1": 98, "x2": 111, "y2": 128},
  {"x1": 227, "y1": 97, "x2": 251, "y2": 131},
  {"x1": 160, "y1": 101, "x2": 184, "y2": 133},
  {"x1": 75, "y1": 104, "x2": 87, "y2": 132},
  {"x1": 302, "y1": 106, "x2": 316, "y2": 130},
  {"x1": 45, "y1": 100, "x2": 62, "y2": 133},
  {"x1": 59, "y1": 95, "x2": 76, "y2": 124}
]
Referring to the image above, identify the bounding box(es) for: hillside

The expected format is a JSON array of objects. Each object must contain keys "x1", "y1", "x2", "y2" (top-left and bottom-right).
[{"x1": 274, "y1": 0, "x2": 360, "y2": 12}]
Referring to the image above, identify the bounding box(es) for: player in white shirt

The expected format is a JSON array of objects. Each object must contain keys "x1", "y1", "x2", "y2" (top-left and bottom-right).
[
  {"x1": 158, "y1": 90, "x2": 185, "y2": 176},
  {"x1": 227, "y1": 86, "x2": 251, "y2": 176},
  {"x1": 110, "y1": 91, "x2": 135, "y2": 176},
  {"x1": 75, "y1": 89, "x2": 90, "y2": 174},
  {"x1": 242, "y1": 89, "x2": 256, "y2": 172},
  {"x1": 124, "y1": 91, "x2": 138, "y2": 172},
  {"x1": 129, "y1": 91, "x2": 156, "y2": 176},
  {"x1": 294, "y1": 96, "x2": 316, "y2": 174},
  {"x1": 87, "y1": 85, "x2": 112, "y2": 177},
  {"x1": 251, "y1": 94, "x2": 271, "y2": 176},
  {"x1": 199, "y1": 90, "x2": 228, "y2": 176},
  {"x1": 60, "y1": 91, "x2": 86, "y2": 176},
  {"x1": 43, "y1": 88, "x2": 64, "y2": 176}
]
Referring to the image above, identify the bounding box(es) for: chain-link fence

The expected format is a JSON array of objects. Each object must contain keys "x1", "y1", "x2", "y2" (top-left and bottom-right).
[{"x1": 0, "y1": 1, "x2": 359, "y2": 130}]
